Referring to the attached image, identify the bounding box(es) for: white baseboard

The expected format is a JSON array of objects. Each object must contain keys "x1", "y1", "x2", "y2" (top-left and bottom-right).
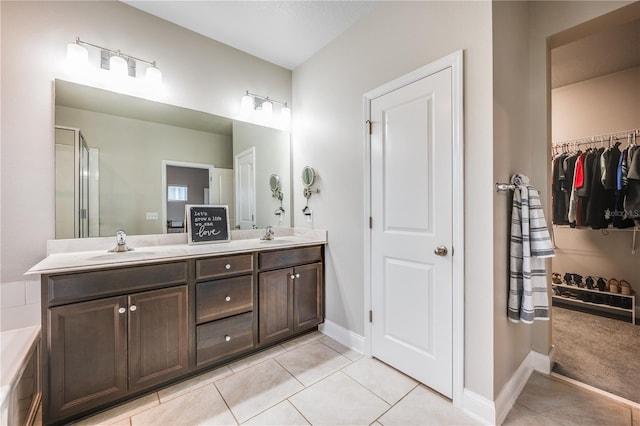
[
  {"x1": 463, "y1": 349, "x2": 554, "y2": 425},
  {"x1": 318, "y1": 319, "x2": 365, "y2": 354}
]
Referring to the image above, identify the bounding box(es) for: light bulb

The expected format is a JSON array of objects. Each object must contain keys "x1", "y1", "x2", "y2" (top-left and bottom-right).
[
  {"x1": 261, "y1": 100, "x2": 273, "y2": 119},
  {"x1": 280, "y1": 106, "x2": 291, "y2": 127},
  {"x1": 241, "y1": 95, "x2": 254, "y2": 115},
  {"x1": 145, "y1": 65, "x2": 162, "y2": 85},
  {"x1": 109, "y1": 55, "x2": 128, "y2": 77},
  {"x1": 67, "y1": 42, "x2": 88, "y2": 67}
]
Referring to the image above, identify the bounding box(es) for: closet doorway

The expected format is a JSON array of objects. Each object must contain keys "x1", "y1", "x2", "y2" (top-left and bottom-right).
[{"x1": 548, "y1": 7, "x2": 640, "y2": 404}]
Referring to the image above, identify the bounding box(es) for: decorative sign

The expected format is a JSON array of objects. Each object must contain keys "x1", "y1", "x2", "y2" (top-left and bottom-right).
[{"x1": 186, "y1": 205, "x2": 230, "y2": 245}]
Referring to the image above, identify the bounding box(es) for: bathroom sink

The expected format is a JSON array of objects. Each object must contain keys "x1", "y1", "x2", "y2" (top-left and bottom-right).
[
  {"x1": 87, "y1": 251, "x2": 156, "y2": 261},
  {"x1": 259, "y1": 237, "x2": 300, "y2": 245}
]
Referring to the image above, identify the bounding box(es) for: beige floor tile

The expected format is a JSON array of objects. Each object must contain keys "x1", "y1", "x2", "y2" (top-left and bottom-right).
[
  {"x1": 109, "y1": 418, "x2": 132, "y2": 426},
  {"x1": 158, "y1": 366, "x2": 233, "y2": 402},
  {"x1": 243, "y1": 400, "x2": 309, "y2": 425},
  {"x1": 73, "y1": 393, "x2": 159, "y2": 426},
  {"x1": 289, "y1": 371, "x2": 389, "y2": 425},
  {"x1": 131, "y1": 384, "x2": 236, "y2": 426},
  {"x1": 228, "y1": 345, "x2": 287, "y2": 373},
  {"x1": 516, "y1": 373, "x2": 585, "y2": 414},
  {"x1": 276, "y1": 341, "x2": 352, "y2": 386},
  {"x1": 502, "y1": 403, "x2": 563, "y2": 426},
  {"x1": 320, "y1": 336, "x2": 363, "y2": 361},
  {"x1": 542, "y1": 392, "x2": 631, "y2": 426},
  {"x1": 281, "y1": 331, "x2": 324, "y2": 351},
  {"x1": 215, "y1": 359, "x2": 304, "y2": 423},
  {"x1": 342, "y1": 357, "x2": 417, "y2": 405},
  {"x1": 378, "y1": 385, "x2": 478, "y2": 426}
]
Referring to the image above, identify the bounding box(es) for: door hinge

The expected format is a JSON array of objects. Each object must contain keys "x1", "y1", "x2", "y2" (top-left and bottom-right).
[
  {"x1": 366, "y1": 120, "x2": 372, "y2": 135},
  {"x1": 369, "y1": 310, "x2": 373, "y2": 323},
  {"x1": 369, "y1": 216, "x2": 373, "y2": 229}
]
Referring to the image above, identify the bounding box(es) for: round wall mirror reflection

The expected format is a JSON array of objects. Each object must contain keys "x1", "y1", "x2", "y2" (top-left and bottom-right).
[
  {"x1": 301, "y1": 166, "x2": 316, "y2": 187},
  {"x1": 269, "y1": 174, "x2": 280, "y2": 192}
]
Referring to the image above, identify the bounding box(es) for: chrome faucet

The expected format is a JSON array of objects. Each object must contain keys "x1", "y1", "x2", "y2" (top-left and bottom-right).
[
  {"x1": 110, "y1": 230, "x2": 133, "y2": 252},
  {"x1": 260, "y1": 226, "x2": 275, "y2": 241}
]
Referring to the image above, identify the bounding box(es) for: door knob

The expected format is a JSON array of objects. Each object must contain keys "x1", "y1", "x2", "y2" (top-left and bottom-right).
[
  {"x1": 118, "y1": 307, "x2": 126, "y2": 314},
  {"x1": 434, "y1": 246, "x2": 448, "y2": 256}
]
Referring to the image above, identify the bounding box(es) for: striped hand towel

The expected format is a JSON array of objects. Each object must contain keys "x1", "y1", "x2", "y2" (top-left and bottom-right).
[{"x1": 508, "y1": 174, "x2": 555, "y2": 323}]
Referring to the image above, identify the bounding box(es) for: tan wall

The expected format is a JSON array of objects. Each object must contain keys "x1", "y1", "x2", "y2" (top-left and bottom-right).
[
  {"x1": 55, "y1": 105, "x2": 232, "y2": 236},
  {"x1": 293, "y1": 0, "x2": 496, "y2": 400},
  {"x1": 0, "y1": 0, "x2": 290, "y2": 330},
  {"x1": 492, "y1": 0, "x2": 534, "y2": 399},
  {"x1": 551, "y1": 67, "x2": 640, "y2": 293}
]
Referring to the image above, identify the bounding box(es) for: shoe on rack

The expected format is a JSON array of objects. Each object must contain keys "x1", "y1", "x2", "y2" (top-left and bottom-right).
[
  {"x1": 585, "y1": 276, "x2": 595, "y2": 289},
  {"x1": 597, "y1": 277, "x2": 607, "y2": 291},
  {"x1": 620, "y1": 279, "x2": 632, "y2": 295},
  {"x1": 608, "y1": 278, "x2": 620, "y2": 294},
  {"x1": 552, "y1": 272, "x2": 563, "y2": 284}
]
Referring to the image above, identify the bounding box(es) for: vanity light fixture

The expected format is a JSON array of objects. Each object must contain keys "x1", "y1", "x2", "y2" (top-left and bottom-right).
[
  {"x1": 66, "y1": 37, "x2": 162, "y2": 84},
  {"x1": 241, "y1": 90, "x2": 291, "y2": 126}
]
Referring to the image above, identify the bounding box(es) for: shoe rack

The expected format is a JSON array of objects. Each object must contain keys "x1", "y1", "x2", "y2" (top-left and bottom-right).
[{"x1": 551, "y1": 283, "x2": 636, "y2": 324}]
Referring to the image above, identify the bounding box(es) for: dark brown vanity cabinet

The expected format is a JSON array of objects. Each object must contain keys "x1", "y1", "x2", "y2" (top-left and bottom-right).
[
  {"x1": 41, "y1": 246, "x2": 324, "y2": 425},
  {"x1": 258, "y1": 247, "x2": 324, "y2": 345},
  {"x1": 43, "y1": 262, "x2": 189, "y2": 424}
]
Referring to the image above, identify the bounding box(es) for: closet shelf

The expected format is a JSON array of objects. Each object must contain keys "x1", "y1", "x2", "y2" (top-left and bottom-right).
[
  {"x1": 552, "y1": 226, "x2": 638, "y2": 255},
  {"x1": 552, "y1": 283, "x2": 636, "y2": 324}
]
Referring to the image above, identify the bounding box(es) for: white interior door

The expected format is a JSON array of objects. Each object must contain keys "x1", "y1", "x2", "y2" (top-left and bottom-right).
[
  {"x1": 235, "y1": 148, "x2": 256, "y2": 230},
  {"x1": 370, "y1": 67, "x2": 453, "y2": 398},
  {"x1": 212, "y1": 168, "x2": 234, "y2": 226}
]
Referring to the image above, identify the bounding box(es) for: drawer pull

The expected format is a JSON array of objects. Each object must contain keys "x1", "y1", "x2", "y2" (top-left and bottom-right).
[
  {"x1": 225, "y1": 264, "x2": 231, "y2": 270},
  {"x1": 130, "y1": 305, "x2": 137, "y2": 312},
  {"x1": 225, "y1": 296, "x2": 231, "y2": 302},
  {"x1": 118, "y1": 307, "x2": 126, "y2": 314},
  {"x1": 225, "y1": 335, "x2": 231, "y2": 342}
]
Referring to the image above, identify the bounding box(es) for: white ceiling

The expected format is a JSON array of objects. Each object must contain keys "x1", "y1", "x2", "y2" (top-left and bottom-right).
[{"x1": 122, "y1": 1, "x2": 379, "y2": 70}]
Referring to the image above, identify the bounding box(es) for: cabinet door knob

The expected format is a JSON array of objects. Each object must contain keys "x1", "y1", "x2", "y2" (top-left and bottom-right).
[
  {"x1": 118, "y1": 307, "x2": 126, "y2": 314},
  {"x1": 290, "y1": 274, "x2": 295, "y2": 280},
  {"x1": 225, "y1": 296, "x2": 231, "y2": 302},
  {"x1": 130, "y1": 305, "x2": 137, "y2": 312},
  {"x1": 296, "y1": 273, "x2": 300, "y2": 278},
  {"x1": 225, "y1": 264, "x2": 231, "y2": 270},
  {"x1": 225, "y1": 335, "x2": 231, "y2": 342}
]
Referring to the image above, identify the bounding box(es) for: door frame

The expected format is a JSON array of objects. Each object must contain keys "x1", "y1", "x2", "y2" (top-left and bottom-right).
[
  {"x1": 363, "y1": 49, "x2": 465, "y2": 405},
  {"x1": 161, "y1": 160, "x2": 215, "y2": 233}
]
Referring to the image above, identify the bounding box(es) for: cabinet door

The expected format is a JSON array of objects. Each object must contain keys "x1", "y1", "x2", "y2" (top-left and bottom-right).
[
  {"x1": 259, "y1": 268, "x2": 293, "y2": 344},
  {"x1": 49, "y1": 296, "x2": 128, "y2": 421},
  {"x1": 128, "y1": 286, "x2": 189, "y2": 392},
  {"x1": 293, "y1": 262, "x2": 323, "y2": 332}
]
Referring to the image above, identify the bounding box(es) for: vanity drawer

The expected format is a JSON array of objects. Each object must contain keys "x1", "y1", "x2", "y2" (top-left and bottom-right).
[
  {"x1": 196, "y1": 254, "x2": 254, "y2": 280},
  {"x1": 196, "y1": 275, "x2": 253, "y2": 323},
  {"x1": 196, "y1": 312, "x2": 254, "y2": 367},
  {"x1": 259, "y1": 246, "x2": 322, "y2": 270},
  {"x1": 47, "y1": 262, "x2": 188, "y2": 306}
]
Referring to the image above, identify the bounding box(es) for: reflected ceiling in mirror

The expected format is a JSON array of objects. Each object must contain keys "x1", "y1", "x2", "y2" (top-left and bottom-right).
[{"x1": 54, "y1": 79, "x2": 291, "y2": 239}]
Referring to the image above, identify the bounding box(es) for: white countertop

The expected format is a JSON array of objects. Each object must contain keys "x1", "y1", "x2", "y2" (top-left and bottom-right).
[{"x1": 27, "y1": 228, "x2": 327, "y2": 275}]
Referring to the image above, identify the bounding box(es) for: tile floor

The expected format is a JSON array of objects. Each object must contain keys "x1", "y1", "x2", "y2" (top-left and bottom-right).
[{"x1": 33, "y1": 331, "x2": 639, "y2": 425}]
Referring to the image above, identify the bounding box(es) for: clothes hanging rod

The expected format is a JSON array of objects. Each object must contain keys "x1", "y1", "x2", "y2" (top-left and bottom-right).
[{"x1": 552, "y1": 128, "x2": 639, "y2": 147}]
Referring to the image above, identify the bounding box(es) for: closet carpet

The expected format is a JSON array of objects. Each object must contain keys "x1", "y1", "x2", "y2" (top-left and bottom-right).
[{"x1": 551, "y1": 305, "x2": 640, "y2": 404}]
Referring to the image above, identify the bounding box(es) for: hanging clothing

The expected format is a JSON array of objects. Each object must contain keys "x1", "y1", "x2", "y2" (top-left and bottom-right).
[
  {"x1": 586, "y1": 148, "x2": 608, "y2": 228},
  {"x1": 552, "y1": 153, "x2": 569, "y2": 225},
  {"x1": 508, "y1": 174, "x2": 555, "y2": 324},
  {"x1": 625, "y1": 146, "x2": 640, "y2": 225}
]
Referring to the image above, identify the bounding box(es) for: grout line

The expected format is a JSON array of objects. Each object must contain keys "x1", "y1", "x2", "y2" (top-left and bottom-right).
[
  {"x1": 372, "y1": 383, "x2": 419, "y2": 424},
  {"x1": 212, "y1": 380, "x2": 241, "y2": 425}
]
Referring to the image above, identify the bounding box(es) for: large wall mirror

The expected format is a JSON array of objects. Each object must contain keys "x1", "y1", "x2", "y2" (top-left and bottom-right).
[{"x1": 54, "y1": 79, "x2": 291, "y2": 239}]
